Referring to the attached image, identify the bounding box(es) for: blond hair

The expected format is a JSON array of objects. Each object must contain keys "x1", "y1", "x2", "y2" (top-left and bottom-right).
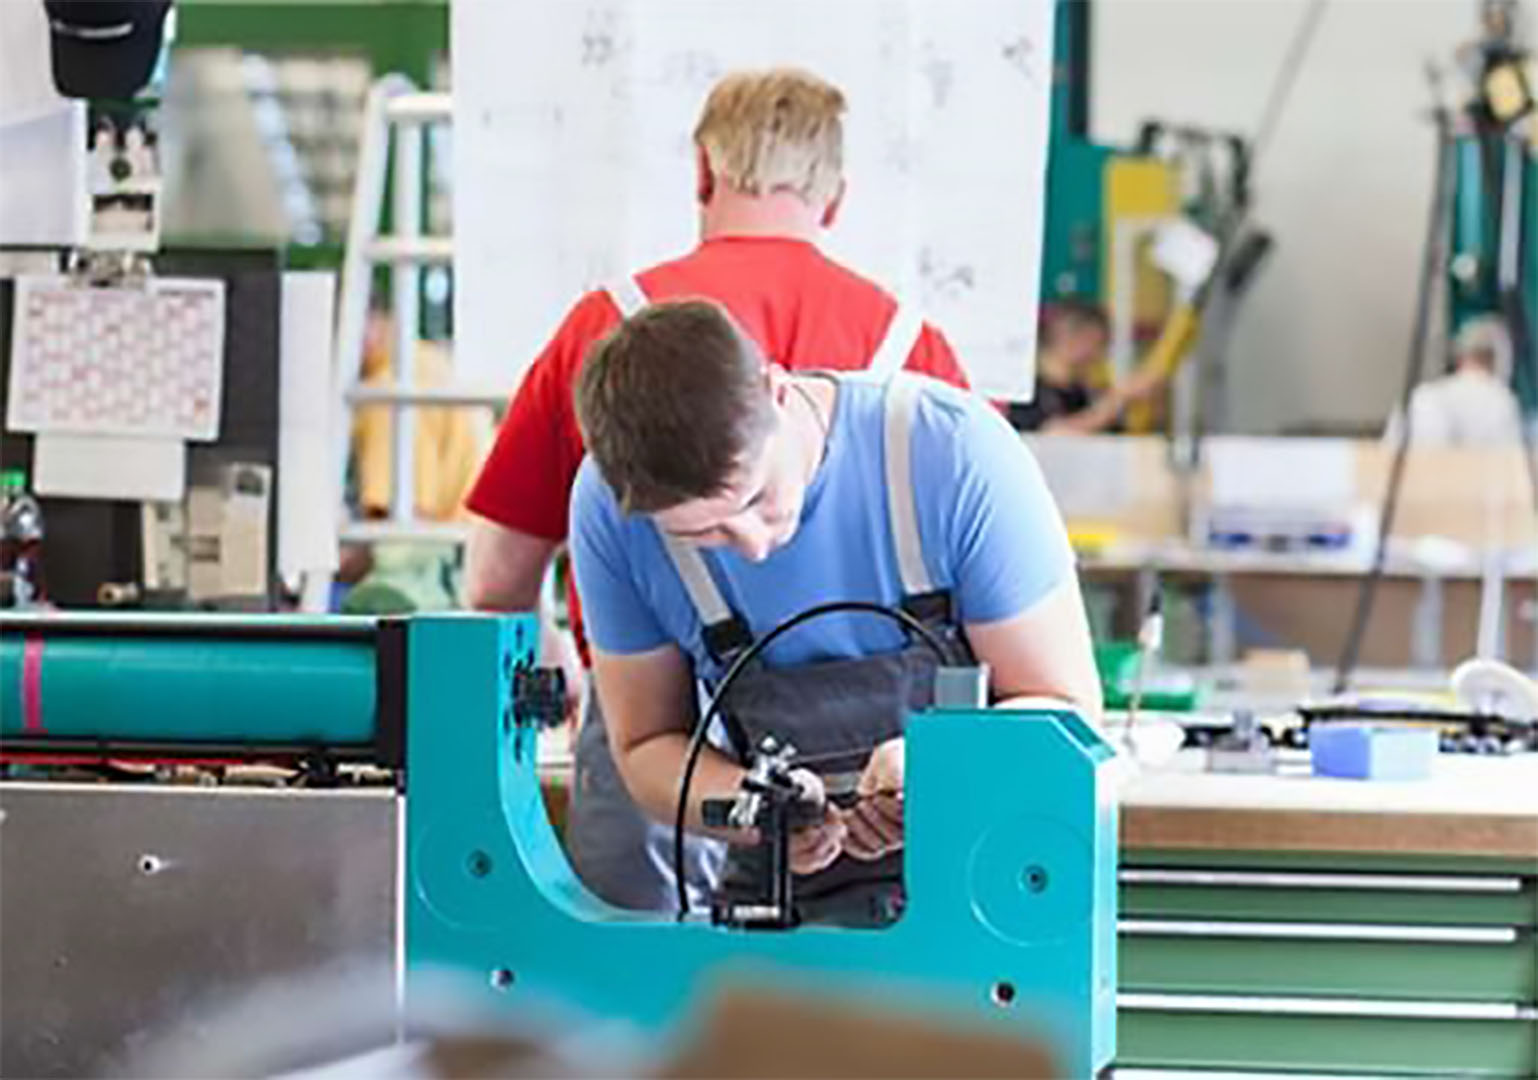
[{"x1": 693, "y1": 68, "x2": 846, "y2": 207}]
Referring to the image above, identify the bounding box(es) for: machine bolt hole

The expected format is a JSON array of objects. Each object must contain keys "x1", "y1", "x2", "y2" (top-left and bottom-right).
[
  {"x1": 991, "y1": 980, "x2": 1017, "y2": 1007},
  {"x1": 490, "y1": 968, "x2": 515, "y2": 991},
  {"x1": 1022, "y1": 865, "x2": 1048, "y2": 893},
  {"x1": 467, "y1": 850, "x2": 493, "y2": 878}
]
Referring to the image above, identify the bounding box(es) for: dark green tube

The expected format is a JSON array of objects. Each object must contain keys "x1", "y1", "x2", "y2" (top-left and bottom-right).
[{"x1": 0, "y1": 632, "x2": 376, "y2": 746}]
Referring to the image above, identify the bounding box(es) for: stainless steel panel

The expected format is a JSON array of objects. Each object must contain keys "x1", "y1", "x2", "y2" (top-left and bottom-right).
[{"x1": 0, "y1": 783, "x2": 396, "y2": 1078}]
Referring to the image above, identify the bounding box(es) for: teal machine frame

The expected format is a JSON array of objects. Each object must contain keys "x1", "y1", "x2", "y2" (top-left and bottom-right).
[{"x1": 1, "y1": 613, "x2": 1119, "y2": 1075}]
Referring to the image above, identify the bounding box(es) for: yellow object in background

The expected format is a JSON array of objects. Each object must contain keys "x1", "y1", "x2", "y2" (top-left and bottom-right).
[
  {"x1": 1103, "y1": 158, "x2": 1179, "y2": 331},
  {"x1": 1066, "y1": 522, "x2": 1123, "y2": 557},
  {"x1": 1142, "y1": 302, "x2": 1201, "y2": 380},
  {"x1": 1103, "y1": 158, "x2": 1183, "y2": 434},
  {"x1": 1121, "y1": 301, "x2": 1202, "y2": 432},
  {"x1": 353, "y1": 337, "x2": 494, "y2": 522},
  {"x1": 1482, "y1": 61, "x2": 1533, "y2": 126}
]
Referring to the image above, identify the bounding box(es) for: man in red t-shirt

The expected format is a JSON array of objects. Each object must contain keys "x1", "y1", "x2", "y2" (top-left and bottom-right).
[{"x1": 464, "y1": 67, "x2": 969, "y2": 910}]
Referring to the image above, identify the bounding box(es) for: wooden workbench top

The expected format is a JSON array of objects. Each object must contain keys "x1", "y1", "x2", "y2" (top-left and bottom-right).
[
  {"x1": 538, "y1": 732, "x2": 1537, "y2": 859},
  {"x1": 1120, "y1": 751, "x2": 1538, "y2": 859}
]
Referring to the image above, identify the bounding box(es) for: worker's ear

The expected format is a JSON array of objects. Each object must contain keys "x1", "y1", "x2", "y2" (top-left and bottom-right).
[
  {"x1": 820, "y1": 179, "x2": 847, "y2": 229},
  {"x1": 695, "y1": 144, "x2": 716, "y2": 206},
  {"x1": 764, "y1": 363, "x2": 791, "y2": 407}
]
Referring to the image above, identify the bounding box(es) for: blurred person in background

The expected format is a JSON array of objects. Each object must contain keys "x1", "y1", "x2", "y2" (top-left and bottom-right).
[
  {"x1": 1006, "y1": 299, "x2": 1167, "y2": 434},
  {"x1": 1385, "y1": 315, "x2": 1524, "y2": 448}
]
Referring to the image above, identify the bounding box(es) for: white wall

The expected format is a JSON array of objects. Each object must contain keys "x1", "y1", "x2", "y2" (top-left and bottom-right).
[
  {"x1": 454, "y1": 0, "x2": 1056, "y2": 398},
  {"x1": 1094, "y1": 0, "x2": 1525, "y2": 434}
]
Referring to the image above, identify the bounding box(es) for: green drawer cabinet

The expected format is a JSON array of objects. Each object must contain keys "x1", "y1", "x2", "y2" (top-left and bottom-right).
[
  {"x1": 1117, "y1": 851, "x2": 1538, "y2": 1077},
  {"x1": 1123, "y1": 934, "x2": 1536, "y2": 1002},
  {"x1": 1122, "y1": 878, "x2": 1538, "y2": 928},
  {"x1": 1120, "y1": 1011, "x2": 1535, "y2": 1077}
]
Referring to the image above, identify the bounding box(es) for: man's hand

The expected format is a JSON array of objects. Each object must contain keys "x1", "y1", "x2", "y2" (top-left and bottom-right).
[
  {"x1": 787, "y1": 768, "x2": 846, "y2": 875},
  {"x1": 845, "y1": 737, "x2": 905, "y2": 861},
  {"x1": 1121, "y1": 359, "x2": 1169, "y2": 403}
]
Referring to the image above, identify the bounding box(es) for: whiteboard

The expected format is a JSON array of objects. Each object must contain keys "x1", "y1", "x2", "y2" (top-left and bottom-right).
[{"x1": 453, "y1": 0, "x2": 1054, "y2": 398}]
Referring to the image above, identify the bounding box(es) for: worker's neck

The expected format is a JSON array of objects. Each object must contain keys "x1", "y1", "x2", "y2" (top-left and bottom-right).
[
  {"x1": 699, "y1": 190, "x2": 824, "y2": 244},
  {"x1": 790, "y1": 374, "x2": 836, "y2": 484}
]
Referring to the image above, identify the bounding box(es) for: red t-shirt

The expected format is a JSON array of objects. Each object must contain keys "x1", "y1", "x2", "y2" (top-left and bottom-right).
[{"x1": 465, "y1": 235, "x2": 971, "y2": 659}]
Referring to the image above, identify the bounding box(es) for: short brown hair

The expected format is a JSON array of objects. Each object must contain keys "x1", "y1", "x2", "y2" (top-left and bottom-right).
[
  {"x1": 575, "y1": 301, "x2": 773, "y2": 514},
  {"x1": 1044, "y1": 298, "x2": 1109, "y2": 344},
  {"x1": 693, "y1": 68, "x2": 846, "y2": 206}
]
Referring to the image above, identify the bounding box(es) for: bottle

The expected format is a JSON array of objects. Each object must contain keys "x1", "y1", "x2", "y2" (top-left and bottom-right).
[{"x1": 1, "y1": 469, "x2": 46, "y2": 608}]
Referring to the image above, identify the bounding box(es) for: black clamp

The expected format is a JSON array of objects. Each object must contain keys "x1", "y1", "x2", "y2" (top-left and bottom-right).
[
  {"x1": 511, "y1": 666, "x2": 568, "y2": 731},
  {"x1": 900, "y1": 589, "x2": 953, "y2": 629},
  {"x1": 701, "y1": 736, "x2": 822, "y2": 931},
  {"x1": 701, "y1": 615, "x2": 755, "y2": 666}
]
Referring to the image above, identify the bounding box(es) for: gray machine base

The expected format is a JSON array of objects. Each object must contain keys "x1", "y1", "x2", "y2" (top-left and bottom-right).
[{"x1": 0, "y1": 783, "x2": 396, "y2": 1078}]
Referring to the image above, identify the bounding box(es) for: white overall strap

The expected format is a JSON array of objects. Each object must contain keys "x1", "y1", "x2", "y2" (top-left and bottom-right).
[
  {"x1": 882, "y1": 375, "x2": 935, "y2": 597},
  {"x1": 604, "y1": 274, "x2": 649, "y2": 318},
  {"x1": 868, "y1": 299, "x2": 924, "y2": 377},
  {"x1": 661, "y1": 535, "x2": 736, "y2": 630}
]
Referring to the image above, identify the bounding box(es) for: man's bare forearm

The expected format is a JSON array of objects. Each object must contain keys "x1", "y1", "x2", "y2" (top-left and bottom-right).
[
  {"x1": 617, "y1": 731, "x2": 749, "y2": 838},
  {"x1": 464, "y1": 517, "x2": 554, "y2": 612}
]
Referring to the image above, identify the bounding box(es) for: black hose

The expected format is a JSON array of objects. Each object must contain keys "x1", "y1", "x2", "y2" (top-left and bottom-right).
[
  {"x1": 1333, "y1": 106, "x2": 1456, "y2": 694},
  {"x1": 671, "y1": 601, "x2": 951, "y2": 920},
  {"x1": 1250, "y1": 0, "x2": 1331, "y2": 169}
]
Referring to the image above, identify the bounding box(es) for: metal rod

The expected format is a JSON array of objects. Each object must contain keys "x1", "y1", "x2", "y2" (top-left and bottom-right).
[
  {"x1": 346, "y1": 384, "x2": 507, "y2": 408},
  {"x1": 390, "y1": 122, "x2": 425, "y2": 524},
  {"x1": 1333, "y1": 100, "x2": 1456, "y2": 692},
  {"x1": 365, "y1": 237, "x2": 454, "y2": 264},
  {"x1": 339, "y1": 521, "x2": 470, "y2": 545},
  {"x1": 385, "y1": 92, "x2": 453, "y2": 125},
  {"x1": 332, "y1": 77, "x2": 412, "y2": 552}
]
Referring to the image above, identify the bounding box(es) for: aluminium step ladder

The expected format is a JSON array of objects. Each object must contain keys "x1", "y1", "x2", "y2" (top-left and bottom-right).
[{"x1": 311, "y1": 77, "x2": 508, "y2": 611}]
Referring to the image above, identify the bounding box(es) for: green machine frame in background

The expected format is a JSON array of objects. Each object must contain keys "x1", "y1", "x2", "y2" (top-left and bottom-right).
[
  {"x1": 1446, "y1": 6, "x2": 1537, "y2": 416},
  {"x1": 1450, "y1": 134, "x2": 1538, "y2": 414},
  {"x1": 175, "y1": 0, "x2": 447, "y2": 87},
  {"x1": 169, "y1": 0, "x2": 449, "y2": 270},
  {"x1": 1040, "y1": 0, "x2": 1111, "y2": 305}
]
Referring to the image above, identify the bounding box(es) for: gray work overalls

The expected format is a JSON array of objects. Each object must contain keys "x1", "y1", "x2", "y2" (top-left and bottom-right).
[{"x1": 565, "y1": 275, "x2": 942, "y2": 915}]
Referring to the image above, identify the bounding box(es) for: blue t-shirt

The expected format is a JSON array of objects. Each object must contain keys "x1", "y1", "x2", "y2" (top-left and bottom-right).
[{"x1": 570, "y1": 375, "x2": 1073, "y2": 683}]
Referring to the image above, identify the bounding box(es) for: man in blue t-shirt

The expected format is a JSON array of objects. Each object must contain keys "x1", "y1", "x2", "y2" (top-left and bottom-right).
[{"x1": 570, "y1": 299, "x2": 1100, "y2": 914}]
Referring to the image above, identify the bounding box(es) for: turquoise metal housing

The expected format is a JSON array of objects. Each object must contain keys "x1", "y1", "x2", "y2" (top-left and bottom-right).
[{"x1": 404, "y1": 614, "x2": 1119, "y2": 1076}]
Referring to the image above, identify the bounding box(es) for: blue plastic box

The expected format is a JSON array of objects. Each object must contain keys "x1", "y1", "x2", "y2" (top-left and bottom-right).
[{"x1": 1310, "y1": 723, "x2": 1440, "y2": 781}]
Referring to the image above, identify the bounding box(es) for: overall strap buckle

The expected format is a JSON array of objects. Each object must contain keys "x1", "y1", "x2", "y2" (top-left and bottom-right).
[{"x1": 701, "y1": 615, "x2": 754, "y2": 667}]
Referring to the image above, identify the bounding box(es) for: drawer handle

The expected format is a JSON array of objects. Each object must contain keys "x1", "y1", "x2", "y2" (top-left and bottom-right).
[
  {"x1": 1120, "y1": 919, "x2": 1519, "y2": 944},
  {"x1": 1118, "y1": 869, "x2": 1524, "y2": 893},
  {"x1": 1119, "y1": 992, "x2": 1538, "y2": 1021}
]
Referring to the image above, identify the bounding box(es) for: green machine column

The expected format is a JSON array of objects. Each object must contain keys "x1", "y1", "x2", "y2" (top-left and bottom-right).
[{"x1": 1449, "y1": 134, "x2": 1537, "y2": 414}]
